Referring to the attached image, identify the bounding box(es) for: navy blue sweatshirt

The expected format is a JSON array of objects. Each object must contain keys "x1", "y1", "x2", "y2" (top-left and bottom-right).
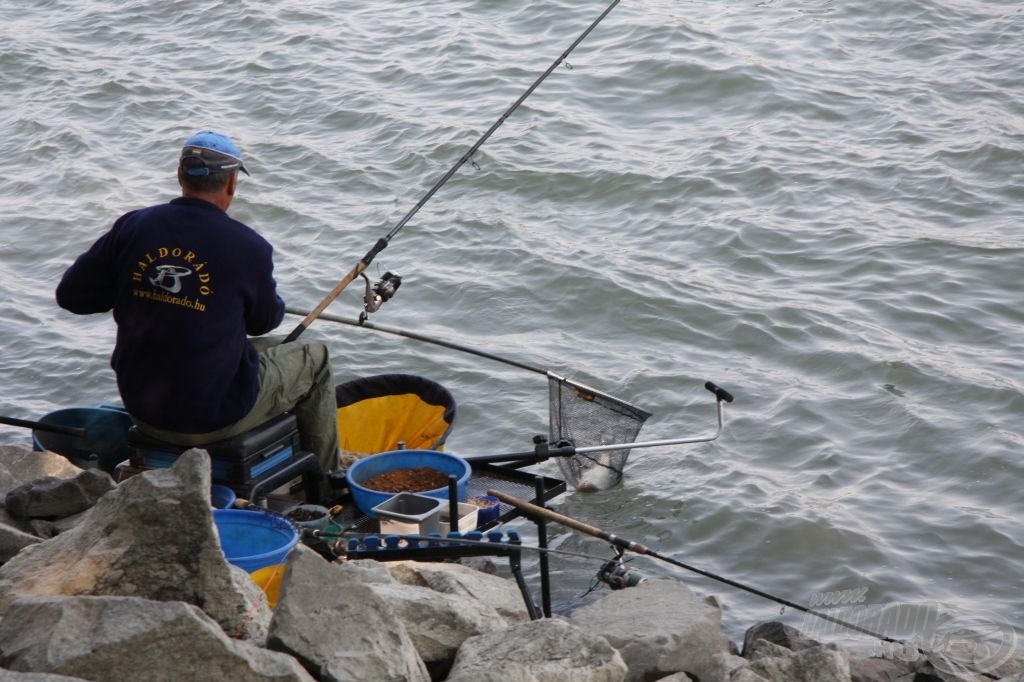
[{"x1": 56, "y1": 197, "x2": 285, "y2": 433}]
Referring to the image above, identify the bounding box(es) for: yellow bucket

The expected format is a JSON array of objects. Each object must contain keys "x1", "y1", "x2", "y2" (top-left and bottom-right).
[{"x1": 249, "y1": 563, "x2": 286, "y2": 608}]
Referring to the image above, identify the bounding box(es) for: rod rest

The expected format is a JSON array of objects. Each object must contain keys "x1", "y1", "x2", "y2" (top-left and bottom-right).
[{"x1": 342, "y1": 529, "x2": 537, "y2": 619}]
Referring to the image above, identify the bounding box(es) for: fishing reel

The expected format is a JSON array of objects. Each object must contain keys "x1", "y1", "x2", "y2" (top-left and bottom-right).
[
  {"x1": 359, "y1": 271, "x2": 402, "y2": 323},
  {"x1": 595, "y1": 554, "x2": 645, "y2": 590}
]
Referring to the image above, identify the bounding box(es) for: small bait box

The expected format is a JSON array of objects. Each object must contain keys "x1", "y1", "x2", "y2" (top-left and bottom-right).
[{"x1": 373, "y1": 493, "x2": 445, "y2": 535}]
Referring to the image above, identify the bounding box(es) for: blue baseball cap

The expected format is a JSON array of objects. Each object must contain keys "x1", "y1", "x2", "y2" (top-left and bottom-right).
[{"x1": 179, "y1": 130, "x2": 250, "y2": 176}]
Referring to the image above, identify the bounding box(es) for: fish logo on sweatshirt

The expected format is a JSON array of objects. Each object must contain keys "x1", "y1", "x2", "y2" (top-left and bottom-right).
[{"x1": 148, "y1": 264, "x2": 193, "y2": 293}]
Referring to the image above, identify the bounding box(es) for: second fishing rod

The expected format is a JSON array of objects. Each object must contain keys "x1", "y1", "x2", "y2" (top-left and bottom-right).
[{"x1": 284, "y1": 0, "x2": 622, "y2": 343}]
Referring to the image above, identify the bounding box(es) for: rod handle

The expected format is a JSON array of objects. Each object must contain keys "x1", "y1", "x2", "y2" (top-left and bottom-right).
[
  {"x1": 704, "y1": 381, "x2": 734, "y2": 403},
  {"x1": 0, "y1": 415, "x2": 87, "y2": 438},
  {"x1": 283, "y1": 250, "x2": 381, "y2": 343},
  {"x1": 283, "y1": 321, "x2": 307, "y2": 344},
  {"x1": 486, "y1": 489, "x2": 649, "y2": 554}
]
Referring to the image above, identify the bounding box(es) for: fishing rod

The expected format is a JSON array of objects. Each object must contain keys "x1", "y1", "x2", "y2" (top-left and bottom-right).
[
  {"x1": 284, "y1": 304, "x2": 655, "y2": 421},
  {"x1": 284, "y1": 0, "x2": 622, "y2": 343},
  {"x1": 285, "y1": 306, "x2": 546, "y2": 375},
  {"x1": 0, "y1": 415, "x2": 87, "y2": 438},
  {"x1": 486, "y1": 491, "x2": 1009, "y2": 679},
  {"x1": 487, "y1": 489, "x2": 904, "y2": 641}
]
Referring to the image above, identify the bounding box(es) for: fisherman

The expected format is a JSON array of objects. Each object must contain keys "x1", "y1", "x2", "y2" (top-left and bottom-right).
[{"x1": 55, "y1": 130, "x2": 340, "y2": 474}]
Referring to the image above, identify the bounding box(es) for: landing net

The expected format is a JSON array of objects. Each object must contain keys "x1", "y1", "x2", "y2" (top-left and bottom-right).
[{"x1": 547, "y1": 374, "x2": 651, "y2": 490}]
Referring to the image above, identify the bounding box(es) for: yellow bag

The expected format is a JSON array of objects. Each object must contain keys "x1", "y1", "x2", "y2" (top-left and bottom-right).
[
  {"x1": 250, "y1": 563, "x2": 286, "y2": 608},
  {"x1": 335, "y1": 374, "x2": 456, "y2": 457}
]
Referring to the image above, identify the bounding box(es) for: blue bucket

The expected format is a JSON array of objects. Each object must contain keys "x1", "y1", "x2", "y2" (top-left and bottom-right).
[
  {"x1": 213, "y1": 509, "x2": 298, "y2": 573},
  {"x1": 210, "y1": 485, "x2": 237, "y2": 510},
  {"x1": 31, "y1": 406, "x2": 133, "y2": 473},
  {"x1": 345, "y1": 449, "x2": 471, "y2": 518}
]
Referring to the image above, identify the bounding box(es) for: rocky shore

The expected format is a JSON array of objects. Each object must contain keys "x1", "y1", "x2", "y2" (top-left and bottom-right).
[{"x1": 0, "y1": 444, "x2": 1018, "y2": 682}]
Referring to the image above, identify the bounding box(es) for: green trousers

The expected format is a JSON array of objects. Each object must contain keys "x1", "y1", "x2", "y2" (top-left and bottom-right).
[{"x1": 135, "y1": 338, "x2": 340, "y2": 473}]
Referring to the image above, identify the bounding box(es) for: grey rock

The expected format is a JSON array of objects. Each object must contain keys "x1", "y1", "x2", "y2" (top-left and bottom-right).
[
  {"x1": 569, "y1": 578, "x2": 731, "y2": 682},
  {"x1": 0, "y1": 447, "x2": 82, "y2": 499},
  {"x1": 745, "y1": 639, "x2": 797, "y2": 661},
  {"x1": 446, "y1": 617, "x2": 627, "y2": 682},
  {"x1": 0, "y1": 522, "x2": 40, "y2": 564},
  {"x1": 330, "y1": 556, "x2": 396, "y2": 584},
  {"x1": 366, "y1": 580, "x2": 506, "y2": 663},
  {"x1": 387, "y1": 559, "x2": 531, "y2": 624},
  {"x1": 50, "y1": 510, "x2": 89, "y2": 536},
  {"x1": 457, "y1": 556, "x2": 499, "y2": 575},
  {"x1": 741, "y1": 621, "x2": 821, "y2": 657},
  {"x1": 4, "y1": 469, "x2": 115, "y2": 520},
  {"x1": 848, "y1": 654, "x2": 917, "y2": 682},
  {"x1": 24, "y1": 521, "x2": 53, "y2": 540},
  {"x1": 0, "y1": 449, "x2": 271, "y2": 641},
  {"x1": 267, "y1": 548, "x2": 430, "y2": 682},
  {"x1": 706, "y1": 652, "x2": 758, "y2": 682},
  {"x1": 747, "y1": 643, "x2": 852, "y2": 682},
  {"x1": 0, "y1": 509, "x2": 24, "y2": 531},
  {"x1": 0, "y1": 595, "x2": 312, "y2": 681}
]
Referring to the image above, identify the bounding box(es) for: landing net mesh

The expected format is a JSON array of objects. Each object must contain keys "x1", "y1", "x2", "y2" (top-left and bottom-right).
[{"x1": 548, "y1": 374, "x2": 651, "y2": 490}]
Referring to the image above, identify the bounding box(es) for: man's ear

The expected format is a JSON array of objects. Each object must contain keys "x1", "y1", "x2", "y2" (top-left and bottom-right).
[{"x1": 226, "y1": 171, "x2": 237, "y2": 197}]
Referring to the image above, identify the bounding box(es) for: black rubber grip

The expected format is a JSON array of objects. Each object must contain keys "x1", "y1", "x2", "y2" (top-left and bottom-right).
[
  {"x1": 283, "y1": 321, "x2": 307, "y2": 344},
  {"x1": 704, "y1": 381, "x2": 734, "y2": 403},
  {"x1": 362, "y1": 237, "x2": 390, "y2": 265},
  {"x1": 0, "y1": 415, "x2": 87, "y2": 438}
]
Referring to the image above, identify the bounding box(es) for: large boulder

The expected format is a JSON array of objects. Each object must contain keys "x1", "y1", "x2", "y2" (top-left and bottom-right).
[
  {"x1": 0, "y1": 446, "x2": 82, "y2": 500},
  {"x1": 328, "y1": 556, "x2": 394, "y2": 584},
  {"x1": 0, "y1": 595, "x2": 312, "y2": 681},
  {"x1": 270, "y1": 554, "x2": 515, "y2": 678},
  {"x1": 746, "y1": 644, "x2": 852, "y2": 682},
  {"x1": 386, "y1": 559, "x2": 531, "y2": 624},
  {"x1": 267, "y1": 548, "x2": 430, "y2": 682},
  {"x1": 741, "y1": 621, "x2": 820, "y2": 657},
  {"x1": 847, "y1": 654, "x2": 919, "y2": 682},
  {"x1": 569, "y1": 578, "x2": 732, "y2": 682},
  {"x1": 0, "y1": 449, "x2": 271, "y2": 641},
  {"x1": 365, "y1": 580, "x2": 506, "y2": 667},
  {"x1": 446, "y1": 617, "x2": 627, "y2": 682},
  {"x1": 4, "y1": 469, "x2": 115, "y2": 520}
]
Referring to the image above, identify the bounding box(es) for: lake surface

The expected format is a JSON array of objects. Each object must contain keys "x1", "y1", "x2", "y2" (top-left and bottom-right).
[{"x1": 1, "y1": 0, "x2": 1022, "y2": 649}]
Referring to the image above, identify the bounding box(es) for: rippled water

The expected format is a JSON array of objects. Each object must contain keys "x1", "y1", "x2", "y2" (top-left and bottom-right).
[{"x1": 2, "y1": 0, "x2": 1022, "y2": 643}]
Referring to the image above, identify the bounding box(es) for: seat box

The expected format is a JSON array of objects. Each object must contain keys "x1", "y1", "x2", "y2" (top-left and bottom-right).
[{"x1": 128, "y1": 413, "x2": 301, "y2": 485}]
